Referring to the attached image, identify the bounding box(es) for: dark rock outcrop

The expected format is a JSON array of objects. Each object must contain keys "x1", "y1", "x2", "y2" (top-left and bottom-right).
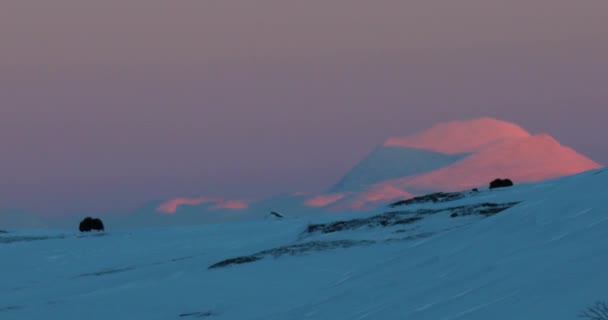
[
  {"x1": 449, "y1": 202, "x2": 519, "y2": 218},
  {"x1": 270, "y1": 211, "x2": 284, "y2": 218},
  {"x1": 389, "y1": 192, "x2": 466, "y2": 207},
  {"x1": 208, "y1": 256, "x2": 262, "y2": 269},
  {"x1": 79, "y1": 217, "x2": 105, "y2": 232},
  {"x1": 209, "y1": 240, "x2": 375, "y2": 269},
  {"x1": 306, "y1": 214, "x2": 422, "y2": 235},
  {"x1": 208, "y1": 199, "x2": 520, "y2": 269},
  {"x1": 308, "y1": 201, "x2": 519, "y2": 234},
  {"x1": 489, "y1": 178, "x2": 514, "y2": 189}
]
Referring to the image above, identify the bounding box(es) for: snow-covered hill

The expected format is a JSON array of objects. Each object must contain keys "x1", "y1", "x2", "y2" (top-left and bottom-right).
[
  {"x1": 2, "y1": 168, "x2": 607, "y2": 319},
  {"x1": 377, "y1": 133, "x2": 602, "y2": 194},
  {"x1": 302, "y1": 117, "x2": 601, "y2": 210},
  {"x1": 329, "y1": 146, "x2": 469, "y2": 192}
]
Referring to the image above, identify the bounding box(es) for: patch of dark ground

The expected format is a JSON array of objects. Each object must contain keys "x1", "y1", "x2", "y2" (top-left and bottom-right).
[
  {"x1": 209, "y1": 240, "x2": 375, "y2": 269},
  {"x1": 390, "y1": 191, "x2": 474, "y2": 207},
  {"x1": 209, "y1": 256, "x2": 262, "y2": 269},
  {"x1": 270, "y1": 211, "x2": 284, "y2": 218},
  {"x1": 306, "y1": 214, "x2": 422, "y2": 234},
  {"x1": 0, "y1": 235, "x2": 66, "y2": 244},
  {"x1": 209, "y1": 201, "x2": 520, "y2": 269},
  {"x1": 448, "y1": 202, "x2": 520, "y2": 218},
  {"x1": 179, "y1": 311, "x2": 217, "y2": 318},
  {"x1": 306, "y1": 202, "x2": 519, "y2": 235},
  {"x1": 75, "y1": 267, "x2": 135, "y2": 278}
]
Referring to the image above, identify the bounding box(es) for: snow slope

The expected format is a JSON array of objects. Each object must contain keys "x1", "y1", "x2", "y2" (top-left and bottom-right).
[
  {"x1": 329, "y1": 146, "x2": 469, "y2": 192},
  {"x1": 1, "y1": 168, "x2": 608, "y2": 320},
  {"x1": 378, "y1": 133, "x2": 603, "y2": 193}
]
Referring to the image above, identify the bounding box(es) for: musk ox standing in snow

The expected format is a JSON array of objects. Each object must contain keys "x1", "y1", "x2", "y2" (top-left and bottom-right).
[
  {"x1": 489, "y1": 178, "x2": 514, "y2": 189},
  {"x1": 79, "y1": 217, "x2": 105, "y2": 232}
]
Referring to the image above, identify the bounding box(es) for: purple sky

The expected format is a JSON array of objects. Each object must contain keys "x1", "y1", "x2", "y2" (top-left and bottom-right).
[{"x1": 1, "y1": 0, "x2": 607, "y2": 215}]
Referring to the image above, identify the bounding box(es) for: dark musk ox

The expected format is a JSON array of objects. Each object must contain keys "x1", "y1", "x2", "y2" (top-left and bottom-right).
[
  {"x1": 489, "y1": 178, "x2": 514, "y2": 190},
  {"x1": 79, "y1": 217, "x2": 105, "y2": 232}
]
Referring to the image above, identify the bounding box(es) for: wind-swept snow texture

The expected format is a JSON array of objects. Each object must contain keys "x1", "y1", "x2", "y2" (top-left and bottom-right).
[{"x1": 1, "y1": 168, "x2": 608, "y2": 319}]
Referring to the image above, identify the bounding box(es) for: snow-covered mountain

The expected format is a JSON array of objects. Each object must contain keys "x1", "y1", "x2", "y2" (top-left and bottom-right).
[
  {"x1": 376, "y1": 132, "x2": 602, "y2": 194},
  {"x1": 2, "y1": 167, "x2": 608, "y2": 319},
  {"x1": 384, "y1": 117, "x2": 533, "y2": 154},
  {"x1": 329, "y1": 146, "x2": 469, "y2": 192},
  {"x1": 304, "y1": 117, "x2": 601, "y2": 210}
]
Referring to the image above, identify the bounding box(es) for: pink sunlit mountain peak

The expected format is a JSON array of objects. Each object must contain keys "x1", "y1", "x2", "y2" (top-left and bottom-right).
[
  {"x1": 306, "y1": 117, "x2": 601, "y2": 211},
  {"x1": 380, "y1": 132, "x2": 602, "y2": 193},
  {"x1": 384, "y1": 117, "x2": 531, "y2": 154}
]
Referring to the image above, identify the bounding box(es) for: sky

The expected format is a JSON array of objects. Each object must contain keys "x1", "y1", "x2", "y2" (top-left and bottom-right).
[{"x1": 1, "y1": 0, "x2": 607, "y2": 215}]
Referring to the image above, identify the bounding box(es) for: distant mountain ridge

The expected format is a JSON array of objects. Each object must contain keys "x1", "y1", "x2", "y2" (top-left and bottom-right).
[
  {"x1": 111, "y1": 117, "x2": 599, "y2": 221},
  {"x1": 149, "y1": 117, "x2": 601, "y2": 218},
  {"x1": 8, "y1": 117, "x2": 598, "y2": 229},
  {"x1": 156, "y1": 117, "x2": 601, "y2": 217}
]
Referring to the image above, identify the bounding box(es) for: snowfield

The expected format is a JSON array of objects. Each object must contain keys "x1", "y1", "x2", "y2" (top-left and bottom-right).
[{"x1": 1, "y1": 168, "x2": 608, "y2": 319}]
